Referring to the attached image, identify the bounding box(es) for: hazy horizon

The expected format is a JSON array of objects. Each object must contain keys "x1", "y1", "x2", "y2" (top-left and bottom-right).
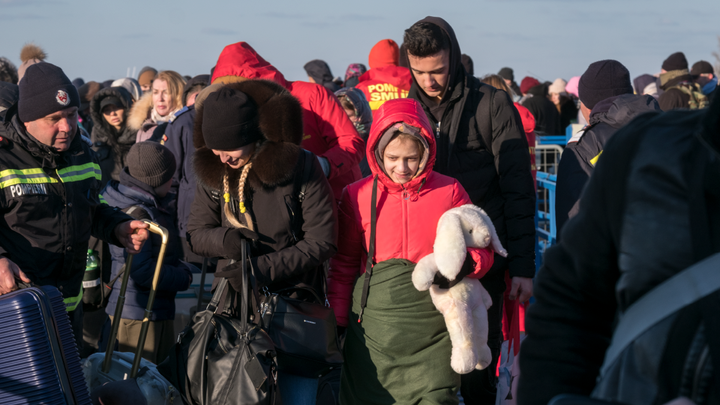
[{"x1": 2, "y1": 0, "x2": 719, "y2": 85}]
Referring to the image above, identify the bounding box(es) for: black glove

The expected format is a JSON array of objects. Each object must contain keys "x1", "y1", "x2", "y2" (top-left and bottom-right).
[
  {"x1": 432, "y1": 254, "x2": 475, "y2": 289},
  {"x1": 215, "y1": 259, "x2": 255, "y2": 293},
  {"x1": 222, "y1": 228, "x2": 259, "y2": 260}
]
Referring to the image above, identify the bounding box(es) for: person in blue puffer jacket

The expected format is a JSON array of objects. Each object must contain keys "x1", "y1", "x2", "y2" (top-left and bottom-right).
[{"x1": 103, "y1": 141, "x2": 193, "y2": 364}]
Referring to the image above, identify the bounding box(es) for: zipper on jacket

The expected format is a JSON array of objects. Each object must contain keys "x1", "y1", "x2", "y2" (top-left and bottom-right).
[{"x1": 435, "y1": 121, "x2": 441, "y2": 139}]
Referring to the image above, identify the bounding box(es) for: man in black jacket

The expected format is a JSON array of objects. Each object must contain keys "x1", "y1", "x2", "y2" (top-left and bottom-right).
[
  {"x1": 0, "y1": 63, "x2": 149, "y2": 348},
  {"x1": 555, "y1": 59, "x2": 661, "y2": 236},
  {"x1": 518, "y1": 65, "x2": 720, "y2": 405},
  {"x1": 404, "y1": 16, "x2": 536, "y2": 403}
]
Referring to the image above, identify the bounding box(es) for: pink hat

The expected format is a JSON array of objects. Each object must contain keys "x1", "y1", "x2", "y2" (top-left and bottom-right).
[{"x1": 565, "y1": 76, "x2": 581, "y2": 98}]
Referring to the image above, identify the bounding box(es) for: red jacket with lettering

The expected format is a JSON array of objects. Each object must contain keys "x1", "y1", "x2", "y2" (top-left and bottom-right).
[
  {"x1": 327, "y1": 98, "x2": 494, "y2": 326},
  {"x1": 356, "y1": 66, "x2": 413, "y2": 117},
  {"x1": 211, "y1": 42, "x2": 363, "y2": 201}
]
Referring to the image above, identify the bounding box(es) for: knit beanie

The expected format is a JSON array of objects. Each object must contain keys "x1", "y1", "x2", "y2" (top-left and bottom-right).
[
  {"x1": 578, "y1": 60, "x2": 633, "y2": 110},
  {"x1": 18, "y1": 62, "x2": 80, "y2": 123},
  {"x1": 662, "y1": 52, "x2": 688, "y2": 72},
  {"x1": 548, "y1": 78, "x2": 567, "y2": 94},
  {"x1": 498, "y1": 67, "x2": 514, "y2": 82},
  {"x1": 17, "y1": 43, "x2": 46, "y2": 83},
  {"x1": 565, "y1": 76, "x2": 580, "y2": 98},
  {"x1": 691, "y1": 60, "x2": 714, "y2": 76},
  {"x1": 520, "y1": 77, "x2": 540, "y2": 95},
  {"x1": 126, "y1": 142, "x2": 177, "y2": 188},
  {"x1": 368, "y1": 39, "x2": 399, "y2": 69},
  {"x1": 201, "y1": 86, "x2": 263, "y2": 150}
]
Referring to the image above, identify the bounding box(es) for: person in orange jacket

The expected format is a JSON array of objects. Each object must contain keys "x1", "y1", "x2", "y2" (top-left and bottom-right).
[
  {"x1": 355, "y1": 39, "x2": 413, "y2": 116},
  {"x1": 211, "y1": 42, "x2": 364, "y2": 202}
]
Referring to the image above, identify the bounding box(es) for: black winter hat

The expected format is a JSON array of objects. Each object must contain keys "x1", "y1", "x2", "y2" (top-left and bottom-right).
[
  {"x1": 18, "y1": 62, "x2": 80, "y2": 122},
  {"x1": 126, "y1": 142, "x2": 177, "y2": 188},
  {"x1": 201, "y1": 86, "x2": 263, "y2": 150},
  {"x1": 498, "y1": 67, "x2": 514, "y2": 82},
  {"x1": 691, "y1": 60, "x2": 714, "y2": 76},
  {"x1": 578, "y1": 60, "x2": 633, "y2": 110},
  {"x1": 662, "y1": 52, "x2": 688, "y2": 72}
]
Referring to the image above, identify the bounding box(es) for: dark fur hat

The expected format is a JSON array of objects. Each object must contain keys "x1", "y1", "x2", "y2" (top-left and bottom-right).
[{"x1": 194, "y1": 79, "x2": 304, "y2": 193}]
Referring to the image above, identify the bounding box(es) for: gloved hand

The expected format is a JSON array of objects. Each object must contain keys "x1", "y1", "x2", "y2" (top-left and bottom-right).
[
  {"x1": 317, "y1": 156, "x2": 330, "y2": 178},
  {"x1": 215, "y1": 260, "x2": 255, "y2": 293},
  {"x1": 222, "y1": 228, "x2": 259, "y2": 261},
  {"x1": 432, "y1": 254, "x2": 475, "y2": 289}
]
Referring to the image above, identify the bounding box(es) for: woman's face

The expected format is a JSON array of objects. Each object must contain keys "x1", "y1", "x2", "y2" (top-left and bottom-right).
[
  {"x1": 382, "y1": 137, "x2": 421, "y2": 185},
  {"x1": 152, "y1": 79, "x2": 174, "y2": 116},
  {"x1": 212, "y1": 143, "x2": 256, "y2": 169},
  {"x1": 550, "y1": 92, "x2": 561, "y2": 105},
  {"x1": 102, "y1": 104, "x2": 124, "y2": 130}
]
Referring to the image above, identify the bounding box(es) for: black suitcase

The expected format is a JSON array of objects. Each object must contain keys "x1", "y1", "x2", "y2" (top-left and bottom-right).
[{"x1": 0, "y1": 285, "x2": 92, "y2": 404}]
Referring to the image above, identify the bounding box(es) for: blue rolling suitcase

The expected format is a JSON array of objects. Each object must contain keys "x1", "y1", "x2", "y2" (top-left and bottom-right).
[{"x1": 0, "y1": 285, "x2": 92, "y2": 405}]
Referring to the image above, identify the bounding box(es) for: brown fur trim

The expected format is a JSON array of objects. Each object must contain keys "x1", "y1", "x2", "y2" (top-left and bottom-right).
[
  {"x1": 20, "y1": 43, "x2": 46, "y2": 63},
  {"x1": 250, "y1": 141, "x2": 301, "y2": 187},
  {"x1": 127, "y1": 92, "x2": 153, "y2": 131},
  {"x1": 193, "y1": 79, "x2": 305, "y2": 190}
]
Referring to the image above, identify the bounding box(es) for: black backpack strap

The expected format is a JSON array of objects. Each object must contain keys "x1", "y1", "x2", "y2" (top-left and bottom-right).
[
  {"x1": 358, "y1": 175, "x2": 378, "y2": 322},
  {"x1": 297, "y1": 149, "x2": 314, "y2": 203}
]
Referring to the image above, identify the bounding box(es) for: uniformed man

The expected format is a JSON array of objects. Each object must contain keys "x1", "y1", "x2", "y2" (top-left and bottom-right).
[{"x1": 0, "y1": 62, "x2": 148, "y2": 347}]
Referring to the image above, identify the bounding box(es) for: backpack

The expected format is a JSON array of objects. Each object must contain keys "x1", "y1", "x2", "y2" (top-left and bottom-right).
[{"x1": 675, "y1": 83, "x2": 709, "y2": 109}]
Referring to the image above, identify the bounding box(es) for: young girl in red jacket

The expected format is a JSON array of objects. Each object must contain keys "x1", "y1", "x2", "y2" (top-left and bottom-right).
[{"x1": 328, "y1": 98, "x2": 494, "y2": 405}]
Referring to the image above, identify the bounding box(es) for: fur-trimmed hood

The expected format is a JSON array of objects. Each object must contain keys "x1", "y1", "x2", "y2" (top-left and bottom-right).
[
  {"x1": 193, "y1": 79, "x2": 304, "y2": 194},
  {"x1": 89, "y1": 86, "x2": 135, "y2": 143},
  {"x1": 127, "y1": 91, "x2": 153, "y2": 131}
]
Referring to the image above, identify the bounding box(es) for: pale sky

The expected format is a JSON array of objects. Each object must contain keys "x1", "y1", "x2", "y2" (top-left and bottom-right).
[{"x1": 2, "y1": 0, "x2": 719, "y2": 85}]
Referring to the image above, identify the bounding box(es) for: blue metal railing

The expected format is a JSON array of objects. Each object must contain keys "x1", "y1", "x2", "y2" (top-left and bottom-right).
[{"x1": 535, "y1": 171, "x2": 557, "y2": 271}]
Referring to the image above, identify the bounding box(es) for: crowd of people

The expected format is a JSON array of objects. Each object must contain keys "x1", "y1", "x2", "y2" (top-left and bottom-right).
[{"x1": 0, "y1": 14, "x2": 718, "y2": 405}]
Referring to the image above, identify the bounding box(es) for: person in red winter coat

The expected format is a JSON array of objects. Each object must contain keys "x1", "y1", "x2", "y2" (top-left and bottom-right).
[
  {"x1": 328, "y1": 98, "x2": 494, "y2": 405},
  {"x1": 211, "y1": 42, "x2": 364, "y2": 201},
  {"x1": 355, "y1": 39, "x2": 413, "y2": 116}
]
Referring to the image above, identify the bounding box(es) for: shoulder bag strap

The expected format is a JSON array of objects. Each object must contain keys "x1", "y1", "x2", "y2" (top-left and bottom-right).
[
  {"x1": 600, "y1": 252, "x2": 720, "y2": 376},
  {"x1": 358, "y1": 175, "x2": 378, "y2": 322}
]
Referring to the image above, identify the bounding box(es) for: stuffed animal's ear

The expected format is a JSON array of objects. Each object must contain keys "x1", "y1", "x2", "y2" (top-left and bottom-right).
[
  {"x1": 473, "y1": 206, "x2": 508, "y2": 258},
  {"x1": 434, "y1": 211, "x2": 467, "y2": 280}
]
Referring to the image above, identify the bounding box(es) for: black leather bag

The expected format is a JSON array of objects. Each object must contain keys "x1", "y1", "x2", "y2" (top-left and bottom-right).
[
  {"x1": 158, "y1": 241, "x2": 280, "y2": 405},
  {"x1": 259, "y1": 284, "x2": 343, "y2": 379}
]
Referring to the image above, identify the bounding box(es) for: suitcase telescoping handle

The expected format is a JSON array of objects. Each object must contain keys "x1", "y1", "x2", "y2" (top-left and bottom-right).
[{"x1": 102, "y1": 220, "x2": 170, "y2": 378}]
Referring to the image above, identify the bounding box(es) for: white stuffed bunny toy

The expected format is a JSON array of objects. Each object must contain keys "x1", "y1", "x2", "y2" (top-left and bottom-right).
[{"x1": 412, "y1": 204, "x2": 508, "y2": 374}]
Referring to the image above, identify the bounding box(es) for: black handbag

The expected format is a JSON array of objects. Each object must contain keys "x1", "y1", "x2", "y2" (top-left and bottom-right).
[
  {"x1": 258, "y1": 281, "x2": 343, "y2": 379},
  {"x1": 158, "y1": 240, "x2": 280, "y2": 405}
]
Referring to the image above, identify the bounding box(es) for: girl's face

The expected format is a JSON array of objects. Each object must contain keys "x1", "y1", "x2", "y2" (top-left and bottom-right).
[
  {"x1": 382, "y1": 137, "x2": 421, "y2": 185},
  {"x1": 102, "y1": 104, "x2": 124, "y2": 130},
  {"x1": 212, "y1": 143, "x2": 256, "y2": 169},
  {"x1": 152, "y1": 79, "x2": 174, "y2": 116}
]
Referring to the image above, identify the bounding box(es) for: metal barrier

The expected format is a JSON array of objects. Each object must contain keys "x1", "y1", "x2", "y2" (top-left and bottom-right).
[
  {"x1": 535, "y1": 171, "x2": 557, "y2": 272},
  {"x1": 535, "y1": 144, "x2": 564, "y2": 175}
]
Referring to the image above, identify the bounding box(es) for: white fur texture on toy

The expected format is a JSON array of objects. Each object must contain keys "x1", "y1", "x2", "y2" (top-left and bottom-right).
[{"x1": 412, "y1": 204, "x2": 508, "y2": 374}]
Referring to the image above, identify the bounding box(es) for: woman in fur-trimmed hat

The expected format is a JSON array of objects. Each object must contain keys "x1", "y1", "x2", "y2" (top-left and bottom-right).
[{"x1": 186, "y1": 79, "x2": 338, "y2": 403}]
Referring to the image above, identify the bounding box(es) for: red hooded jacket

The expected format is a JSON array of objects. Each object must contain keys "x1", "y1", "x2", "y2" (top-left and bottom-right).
[
  {"x1": 211, "y1": 42, "x2": 363, "y2": 200},
  {"x1": 515, "y1": 102, "x2": 537, "y2": 185},
  {"x1": 327, "y1": 98, "x2": 494, "y2": 326},
  {"x1": 356, "y1": 39, "x2": 412, "y2": 116}
]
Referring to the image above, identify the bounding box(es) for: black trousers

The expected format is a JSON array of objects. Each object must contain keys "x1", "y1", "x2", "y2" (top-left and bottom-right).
[{"x1": 460, "y1": 288, "x2": 505, "y2": 404}]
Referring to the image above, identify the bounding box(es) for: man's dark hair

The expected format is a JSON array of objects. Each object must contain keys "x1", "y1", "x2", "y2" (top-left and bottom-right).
[{"x1": 403, "y1": 22, "x2": 450, "y2": 58}]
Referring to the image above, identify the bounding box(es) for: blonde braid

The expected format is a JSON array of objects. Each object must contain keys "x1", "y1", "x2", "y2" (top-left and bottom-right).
[{"x1": 222, "y1": 164, "x2": 255, "y2": 231}]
